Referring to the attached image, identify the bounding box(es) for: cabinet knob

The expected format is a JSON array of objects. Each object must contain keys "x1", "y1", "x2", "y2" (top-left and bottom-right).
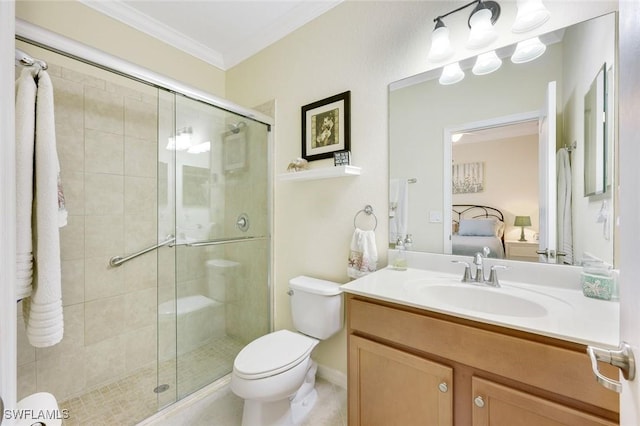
[
  {"x1": 438, "y1": 382, "x2": 448, "y2": 393},
  {"x1": 474, "y1": 396, "x2": 485, "y2": 408}
]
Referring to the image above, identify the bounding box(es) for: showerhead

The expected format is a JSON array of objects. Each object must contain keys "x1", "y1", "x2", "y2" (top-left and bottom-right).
[{"x1": 228, "y1": 121, "x2": 247, "y2": 134}]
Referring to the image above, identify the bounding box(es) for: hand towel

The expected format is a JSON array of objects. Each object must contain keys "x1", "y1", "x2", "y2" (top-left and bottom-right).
[
  {"x1": 389, "y1": 179, "x2": 408, "y2": 244},
  {"x1": 556, "y1": 148, "x2": 573, "y2": 264},
  {"x1": 23, "y1": 70, "x2": 64, "y2": 348},
  {"x1": 15, "y1": 68, "x2": 37, "y2": 300},
  {"x1": 348, "y1": 228, "x2": 378, "y2": 279}
]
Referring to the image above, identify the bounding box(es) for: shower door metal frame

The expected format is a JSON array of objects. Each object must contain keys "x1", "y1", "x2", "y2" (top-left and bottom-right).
[{"x1": 4, "y1": 17, "x2": 275, "y2": 418}]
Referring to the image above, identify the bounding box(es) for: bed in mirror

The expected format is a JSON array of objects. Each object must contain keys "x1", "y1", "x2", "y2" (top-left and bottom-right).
[{"x1": 389, "y1": 12, "x2": 616, "y2": 266}]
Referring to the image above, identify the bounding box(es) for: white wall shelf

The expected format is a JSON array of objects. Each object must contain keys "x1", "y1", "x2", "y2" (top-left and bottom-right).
[{"x1": 277, "y1": 165, "x2": 361, "y2": 182}]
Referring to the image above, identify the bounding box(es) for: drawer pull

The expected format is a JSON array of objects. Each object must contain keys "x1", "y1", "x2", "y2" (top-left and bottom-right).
[
  {"x1": 474, "y1": 396, "x2": 485, "y2": 408},
  {"x1": 438, "y1": 382, "x2": 448, "y2": 393}
]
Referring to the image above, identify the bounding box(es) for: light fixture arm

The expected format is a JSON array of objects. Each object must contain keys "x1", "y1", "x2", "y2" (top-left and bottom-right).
[{"x1": 433, "y1": 0, "x2": 501, "y2": 29}]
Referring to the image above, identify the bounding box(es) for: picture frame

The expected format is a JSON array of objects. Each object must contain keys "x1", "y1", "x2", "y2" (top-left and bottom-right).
[
  {"x1": 301, "y1": 91, "x2": 350, "y2": 161},
  {"x1": 452, "y1": 162, "x2": 485, "y2": 194}
]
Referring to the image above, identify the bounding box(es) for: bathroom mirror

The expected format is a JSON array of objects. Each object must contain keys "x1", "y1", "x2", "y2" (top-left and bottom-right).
[
  {"x1": 389, "y1": 12, "x2": 616, "y2": 266},
  {"x1": 583, "y1": 64, "x2": 607, "y2": 197}
]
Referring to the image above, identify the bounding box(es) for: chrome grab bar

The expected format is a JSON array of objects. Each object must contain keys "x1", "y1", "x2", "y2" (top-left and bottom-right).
[
  {"x1": 178, "y1": 235, "x2": 268, "y2": 247},
  {"x1": 109, "y1": 235, "x2": 175, "y2": 267}
]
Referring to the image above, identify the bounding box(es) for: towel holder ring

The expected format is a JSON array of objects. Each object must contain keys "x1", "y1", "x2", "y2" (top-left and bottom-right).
[{"x1": 354, "y1": 205, "x2": 378, "y2": 231}]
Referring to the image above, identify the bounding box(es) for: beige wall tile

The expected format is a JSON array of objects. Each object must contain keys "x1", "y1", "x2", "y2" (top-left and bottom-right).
[
  {"x1": 84, "y1": 256, "x2": 124, "y2": 301},
  {"x1": 16, "y1": 311, "x2": 35, "y2": 367},
  {"x1": 60, "y1": 215, "x2": 85, "y2": 261},
  {"x1": 85, "y1": 295, "x2": 126, "y2": 346},
  {"x1": 84, "y1": 173, "x2": 124, "y2": 216},
  {"x1": 61, "y1": 259, "x2": 84, "y2": 306},
  {"x1": 61, "y1": 67, "x2": 106, "y2": 90},
  {"x1": 123, "y1": 252, "x2": 157, "y2": 292},
  {"x1": 60, "y1": 171, "x2": 84, "y2": 216},
  {"x1": 84, "y1": 336, "x2": 126, "y2": 389},
  {"x1": 125, "y1": 136, "x2": 157, "y2": 178},
  {"x1": 124, "y1": 97, "x2": 157, "y2": 141},
  {"x1": 124, "y1": 325, "x2": 157, "y2": 374},
  {"x1": 17, "y1": 362, "x2": 37, "y2": 400},
  {"x1": 84, "y1": 215, "x2": 123, "y2": 258},
  {"x1": 84, "y1": 86, "x2": 123, "y2": 135},
  {"x1": 125, "y1": 288, "x2": 157, "y2": 331},
  {"x1": 124, "y1": 214, "x2": 157, "y2": 253},
  {"x1": 85, "y1": 129, "x2": 124, "y2": 175},
  {"x1": 124, "y1": 176, "x2": 156, "y2": 216},
  {"x1": 36, "y1": 350, "x2": 87, "y2": 401}
]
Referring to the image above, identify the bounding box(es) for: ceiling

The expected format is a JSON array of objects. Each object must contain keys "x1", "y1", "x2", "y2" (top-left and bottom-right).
[
  {"x1": 80, "y1": 0, "x2": 342, "y2": 70},
  {"x1": 453, "y1": 120, "x2": 539, "y2": 145}
]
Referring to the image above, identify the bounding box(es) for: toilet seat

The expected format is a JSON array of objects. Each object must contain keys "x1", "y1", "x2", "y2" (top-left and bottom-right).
[{"x1": 234, "y1": 330, "x2": 318, "y2": 380}]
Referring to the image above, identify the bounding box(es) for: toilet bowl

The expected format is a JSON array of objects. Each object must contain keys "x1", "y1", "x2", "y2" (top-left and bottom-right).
[{"x1": 231, "y1": 276, "x2": 343, "y2": 426}]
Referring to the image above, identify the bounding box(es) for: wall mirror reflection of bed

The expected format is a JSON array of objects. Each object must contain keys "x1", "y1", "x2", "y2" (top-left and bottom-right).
[{"x1": 389, "y1": 12, "x2": 616, "y2": 266}]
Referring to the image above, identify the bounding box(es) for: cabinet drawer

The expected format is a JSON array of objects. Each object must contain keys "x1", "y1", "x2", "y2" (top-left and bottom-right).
[
  {"x1": 472, "y1": 377, "x2": 616, "y2": 426},
  {"x1": 348, "y1": 297, "x2": 618, "y2": 413},
  {"x1": 509, "y1": 245, "x2": 537, "y2": 257}
]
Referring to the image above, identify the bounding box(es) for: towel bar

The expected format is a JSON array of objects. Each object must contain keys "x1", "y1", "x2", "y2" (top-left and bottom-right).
[
  {"x1": 353, "y1": 205, "x2": 378, "y2": 231},
  {"x1": 109, "y1": 235, "x2": 175, "y2": 267}
]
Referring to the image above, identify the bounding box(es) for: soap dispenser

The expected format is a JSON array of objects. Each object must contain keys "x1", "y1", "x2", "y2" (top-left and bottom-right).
[{"x1": 393, "y1": 236, "x2": 407, "y2": 271}]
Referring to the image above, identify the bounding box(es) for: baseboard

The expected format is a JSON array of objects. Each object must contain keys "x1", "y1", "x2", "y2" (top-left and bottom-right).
[{"x1": 316, "y1": 364, "x2": 347, "y2": 390}]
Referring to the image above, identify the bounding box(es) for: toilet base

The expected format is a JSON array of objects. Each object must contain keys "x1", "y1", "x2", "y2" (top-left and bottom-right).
[{"x1": 240, "y1": 362, "x2": 318, "y2": 426}]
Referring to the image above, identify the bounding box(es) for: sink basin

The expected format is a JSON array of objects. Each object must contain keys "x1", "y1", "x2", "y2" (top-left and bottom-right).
[
  {"x1": 413, "y1": 284, "x2": 572, "y2": 318},
  {"x1": 422, "y1": 285, "x2": 546, "y2": 317}
]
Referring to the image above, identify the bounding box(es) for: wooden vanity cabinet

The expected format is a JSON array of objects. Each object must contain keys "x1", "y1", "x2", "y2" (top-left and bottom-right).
[{"x1": 346, "y1": 294, "x2": 619, "y2": 426}]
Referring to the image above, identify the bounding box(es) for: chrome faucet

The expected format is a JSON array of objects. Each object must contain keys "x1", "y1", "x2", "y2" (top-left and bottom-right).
[{"x1": 452, "y1": 247, "x2": 507, "y2": 287}]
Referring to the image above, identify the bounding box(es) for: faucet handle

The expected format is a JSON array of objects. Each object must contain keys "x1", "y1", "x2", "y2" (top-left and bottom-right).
[
  {"x1": 451, "y1": 260, "x2": 473, "y2": 282},
  {"x1": 487, "y1": 265, "x2": 508, "y2": 287}
]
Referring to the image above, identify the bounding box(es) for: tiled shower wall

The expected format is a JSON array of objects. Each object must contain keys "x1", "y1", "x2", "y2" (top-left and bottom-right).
[{"x1": 17, "y1": 62, "x2": 160, "y2": 402}]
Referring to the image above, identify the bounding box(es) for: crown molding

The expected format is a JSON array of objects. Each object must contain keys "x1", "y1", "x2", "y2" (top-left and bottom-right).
[{"x1": 79, "y1": 0, "x2": 226, "y2": 69}]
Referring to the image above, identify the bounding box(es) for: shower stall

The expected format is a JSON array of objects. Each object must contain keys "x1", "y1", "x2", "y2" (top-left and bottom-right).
[{"x1": 11, "y1": 21, "x2": 272, "y2": 425}]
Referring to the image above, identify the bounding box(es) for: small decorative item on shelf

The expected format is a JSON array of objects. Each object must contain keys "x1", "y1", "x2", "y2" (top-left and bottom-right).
[
  {"x1": 581, "y1": 259, "x2": 615, "y2": 300},
  {"x1": 286, "y1": 158, "x2": 309, "y2": 172},
  {"x1": 333, "y1": 150, "x2": 351, "y2": 166}
]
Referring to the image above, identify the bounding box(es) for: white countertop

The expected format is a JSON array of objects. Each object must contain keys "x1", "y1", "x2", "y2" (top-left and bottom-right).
[{"x1": 341, "y1": 266, "x2": 620, "y2": 348}]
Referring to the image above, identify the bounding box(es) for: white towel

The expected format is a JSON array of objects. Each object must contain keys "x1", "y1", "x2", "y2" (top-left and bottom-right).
[
  {"x1": 15, "y1": 68, "x2": 37, "y2": 300},
  {"x1": 556, "y1": 148, "x2": 573, "y2": 264},
  {"x1": 23, "y1": 70, "x2": 64, "y2": 348},
  {"x1": 389, "y1": 179, "x2": 408, "y2": 244},
  {"x1": 348, "y1": 228, "x2": 378, "y2": 279}
]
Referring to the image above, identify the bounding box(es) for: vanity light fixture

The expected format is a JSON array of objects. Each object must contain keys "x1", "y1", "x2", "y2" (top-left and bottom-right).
[
  {"x1": 427, "y1": 0, "x2": 501, "y2": 63},
  {"x1": 467, "y1": 1, "x2": 500, "y2": 49},
  {"x1": 511, "y1": 37, "x2": 547, "y2": 63},
  {"x1": 472, "y1": 50, "x2": 502, "y2": 75},
  {"x1": 512, "y1": 0, "x2": 551, "y2": 33},
  {"x1": 427, "y1": 18, "x2": 454, "y2": 62},
  {"x1": 439, "y1": 62, "x2": 465, "y2": 85},
  {"x1": 166, "y1": 126, "x2": 193, "y2": 151}
]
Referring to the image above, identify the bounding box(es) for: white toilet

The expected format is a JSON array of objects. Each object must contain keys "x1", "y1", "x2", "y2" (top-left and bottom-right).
[{"x1": 231, "y1": 275, "x2": 344, "y2": 426}]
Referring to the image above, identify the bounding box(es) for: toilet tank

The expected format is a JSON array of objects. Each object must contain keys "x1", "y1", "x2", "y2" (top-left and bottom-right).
[{"x1": 289, "y1": 276, "x2": 343, "y2": 340}]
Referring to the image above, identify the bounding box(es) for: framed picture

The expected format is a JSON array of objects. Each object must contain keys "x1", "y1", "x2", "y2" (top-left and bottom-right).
[
  {"x1": 223, "y1": 131, "x2": 247, "y2": 173},
  {"x1": 301, "y1": 91, "x2": 350, "y2": 161},
  {"x1": 452, "y1": 162, "x2": 485, "y2": 194},
  {"x1": 182, "y1": 165, "x2": 209, "y2": 207}
]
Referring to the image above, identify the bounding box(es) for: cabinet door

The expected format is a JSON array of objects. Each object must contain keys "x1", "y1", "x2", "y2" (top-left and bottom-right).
[
  {"x1": 472, "y1": 377, "x2": 617, "y2": 426},
  {"x1": 349, "y1": 335, "x2": 453, "y2": 426}
]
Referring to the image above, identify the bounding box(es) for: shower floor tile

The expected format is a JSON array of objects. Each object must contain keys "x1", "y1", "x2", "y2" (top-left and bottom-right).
[{"x1": 59, "y1": 335, "x2": 244, "y2": 426}]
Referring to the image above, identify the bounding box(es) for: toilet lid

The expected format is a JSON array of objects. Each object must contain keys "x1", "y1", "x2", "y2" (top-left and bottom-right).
[{"x1": 234, "y1": 330, "x2": 318, "y2": 380}]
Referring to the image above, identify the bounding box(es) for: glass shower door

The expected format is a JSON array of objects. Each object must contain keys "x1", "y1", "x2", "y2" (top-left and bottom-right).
[{"x1": 167, "y1": 94, "x2": 270, "y2": 399}]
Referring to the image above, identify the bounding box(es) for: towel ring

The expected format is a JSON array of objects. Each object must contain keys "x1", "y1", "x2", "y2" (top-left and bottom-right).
[{"x1": 354, "y1": 205, "x2": 378, "y2": 231}]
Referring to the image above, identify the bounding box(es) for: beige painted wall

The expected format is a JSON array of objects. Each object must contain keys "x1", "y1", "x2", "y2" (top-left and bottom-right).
[
  {"x1": 16, "y1": 0, "x2": 226, "y2": 97},
  {"x1": 226, "y1": 1, "x2": 618, "y2": 376}
]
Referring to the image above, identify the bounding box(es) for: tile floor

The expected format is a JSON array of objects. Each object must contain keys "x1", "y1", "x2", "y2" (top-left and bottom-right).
[
  {"x1": 144, "y1": 377, "x2": 347, "y2": 426},
  {"x1": 59, "y1": 336, "x2": 244, "y2": 426}
]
